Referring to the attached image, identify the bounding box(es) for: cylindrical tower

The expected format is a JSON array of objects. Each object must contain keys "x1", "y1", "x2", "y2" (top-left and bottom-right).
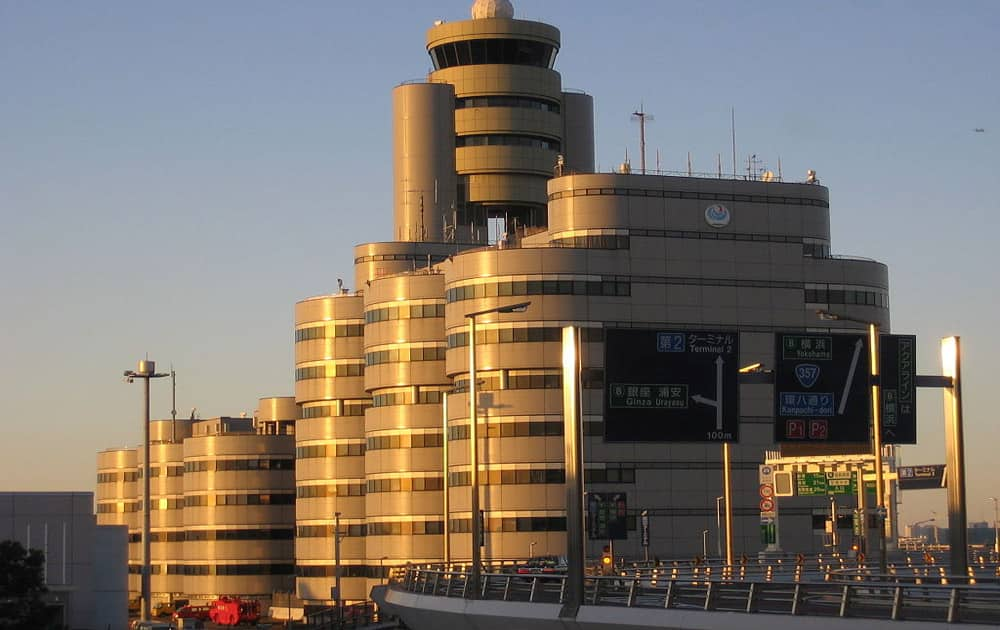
[
  {"x1": 97, "y1": 448, "x2": 139, "y2": 598},
  {"x1": 181, "y1": 420, "x2": 295, "y2": 603},
  {"x1": 294, "y1": 294, "x2": 369, "y2": 605},
  {"x1": 561, "y1": 91, "x2": 595, "y2": 174},
  {"x1": 425, "y1": 3, "x2": 591, "y2": 242},
  {"x1": 149, "y1": 419, "x2": 192, "y2": 605},
  {"x1": 363, "y1": 273, "x2": 450, "y2": 576},
  {"x1": 393, "y1": 82, "x2": 457, "y2": 243}
]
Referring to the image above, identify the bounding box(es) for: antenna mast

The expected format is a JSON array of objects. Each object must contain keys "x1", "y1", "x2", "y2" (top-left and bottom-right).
[
  {"x1": 631, "y1": 105, "x2": 654, "y2": 175},
  {"x1": 731, "y1": 107, "x2": 737, "y2": 177}
]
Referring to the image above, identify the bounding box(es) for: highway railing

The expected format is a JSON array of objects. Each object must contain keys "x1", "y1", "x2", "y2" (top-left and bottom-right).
[{"x1": 393, "y1": 564, "x2": 1000, "y2": 625}]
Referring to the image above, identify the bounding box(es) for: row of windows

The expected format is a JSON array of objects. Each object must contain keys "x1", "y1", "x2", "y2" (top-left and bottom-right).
[
  {"x1": 365, "y1": 346, "x2": 446, "y2": 367},
  {"x1": 629, "y1": 227, "x2": 807, "y2": 243},
  {"x1": 131, "y1": 563, "x2": 296, "y2": 576},
  {"x1": 366, "y1": 432, "x2": 443, "y2": 451},
  {"x1": 297, "y1": 564, "x2": 389, "y2": 579},
  {"x1": 152, "y1": 498, "x2": 184, "y2": 510},
  {"x1": 587, "y1": 467, "x2": 637, "y2": 484},
  {"x1": 133, "y1": 465, "x2": 185, "y2": 479},
  {"x1": 551, "y1": 234, "x2": 630, "y2": 250},
  {"x1": 296, "y1": 443, "x2": 366, "y2": 459},
  {"x1": 365, "y1": 303, "x2": 445, "y2": 323},
  {"x1": 98, "y1": 471, "x2": 139, "y2": 483},
  {"x1": 184, "y1": 493, "x2": 295, "y2": 507},
  {"x1": 548, "y1": 187, "x2": 830, "y2": 208},
  {"x1": 447, "y1": 326, "x2": 604, "y2": 348},
  {"x1": 448, "y1": 420, "x2": 564, "y2": 441},
  {"x1": 297, "y1": 483, "x2": 366, "y2": 498},
  {"x1": 367, "y1": 520, "x2": 445, "y2": 536},
  {"x1": 97, "y1": 502, "x2": 139, "y2": 513},
  {"x1": 454, "y1": 371, "x2": 562, "y2": 393},
  {"x1": 297, "y1": 524, "x2": 367, "y2": 538},
  {"x1": 456, "y1": 133, "x2": 561, "y2": 152},
  {"x1": 372, "y1": 388, "x2": 445, "y2": 408},
  {"x1": 128, "y1": 529, "x2": 294, "y2": 543},
  {"x1": 429, "y1": 38, "x2": 556, "y2": 70},
  {"x1": 184, "y1": 458, "x2": 294, "y2": 473},
  {"x1": 366, "y1": 476, "x2": 444, "y2": 494},
  {"x1": 803, "y1": 242, "x2": 831, "y2": 258},
  {"x1": 805, "y1": 287, "x2": 889, "y2": 308},
  {"x1": 354, "y1": 253, "x2": 450, "y2": 265},
  {"x1": 296, "y1": 363, "x2": 364, "y2": 381},
  {"x1": 451, "y1": 516, "x2": 566, "y2": 533},
  {"x1": 456, "y1": 95, "x2": 560, "y2": 113},
  {"x1": 294, "y1": 323, "x2": 363, "y2": 342},
  {"x1": 446, "y1": 279, "x2": 629, "y2": 302},
  {"x1": 301, "y1": 401, "x2": 371, "y2": 419},
  {"x1": 449, "y1": 468, "x2": 565, "y2": 487}
]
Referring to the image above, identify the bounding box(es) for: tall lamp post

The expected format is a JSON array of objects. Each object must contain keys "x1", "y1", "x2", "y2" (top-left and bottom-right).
[
  {"x1": 715, "y1": 497, "x2": 724, "y2": 559},
  {"x1": 123, "y1": 359, "x2": 169, "y2": 623},
  {"x1": 816, "y1": 311, "x2": 887, "y2": 575},
  {"x1": 465, "y1": 301, "x2": 530, "y2": 599},
  {"x1": 990, "y1": 498, "x2": 999, "y2": 558}
]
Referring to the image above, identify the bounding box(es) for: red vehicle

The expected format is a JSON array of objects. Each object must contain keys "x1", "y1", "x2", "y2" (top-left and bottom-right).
[
  {"x1": 172, "y1": 604, "x2": 211, "y2": 622},
  {"x1": 208, "y1": 596, "x2": 260, "y2": 626}
]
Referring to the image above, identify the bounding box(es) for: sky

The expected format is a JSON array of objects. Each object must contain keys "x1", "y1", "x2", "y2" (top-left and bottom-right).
[{"x1": 1, "y1": 1, "x2": 997, "y2": 531}]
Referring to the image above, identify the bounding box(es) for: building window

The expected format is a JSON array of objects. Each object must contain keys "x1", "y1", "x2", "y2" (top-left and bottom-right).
[
  {"x1": 446, "y1": 278, "x2": 629, "y2": 302},
  {"x1": 456, "y1": 95, "x2": 560, "y2": 113},
  {"x1": 456, "y1": 133, "x2": 561, "y2": 152}
]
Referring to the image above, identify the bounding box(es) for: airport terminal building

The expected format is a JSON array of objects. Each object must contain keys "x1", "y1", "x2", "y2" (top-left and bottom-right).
[{"x1": 100, "y1": 0, "x2": 892, "y2": 610}]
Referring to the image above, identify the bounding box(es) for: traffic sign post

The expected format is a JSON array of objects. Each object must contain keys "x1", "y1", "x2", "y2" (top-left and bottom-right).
[
  {"x1": 604, "y1": 329, "x2": 739, "y2": 442},
  {"x1": 758, "y1": 465, "x2": 780, "y2": 551},
  {"x1": 774, "y1": 333, "x2": 871, "y2": 442}
]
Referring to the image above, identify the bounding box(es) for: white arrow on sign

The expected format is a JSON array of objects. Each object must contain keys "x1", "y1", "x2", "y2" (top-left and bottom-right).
[
  {"x1": 838, "y1": 338, "x2": 864, "y2": 415},
  {"x1": 691, "y1": 355, "x2": 724, "y2": 430}
]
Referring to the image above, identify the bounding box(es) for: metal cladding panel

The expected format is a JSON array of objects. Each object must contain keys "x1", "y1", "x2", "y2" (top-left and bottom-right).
[
  {"x1": 258, "y1": 397, "x2": 298, "y2": 422},
  {"x1": 561, "y1": 91, "x2": 595, "y2": 174},
  {"x1": 393, "y1": 82, "x2": 456, "y2": 243}
]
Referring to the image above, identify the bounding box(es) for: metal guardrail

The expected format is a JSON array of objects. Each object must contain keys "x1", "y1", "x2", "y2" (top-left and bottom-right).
[{"x1": 393, "y1": 565, "x2": 1000, "y2": 625}]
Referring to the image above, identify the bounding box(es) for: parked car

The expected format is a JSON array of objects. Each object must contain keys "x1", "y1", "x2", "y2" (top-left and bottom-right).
[
  {"x1": 516, "y1": 555, "x2": 568, "y2": 575},
  {"x1": 172, "y1": 605, "x2": 211, "y2": 622}
]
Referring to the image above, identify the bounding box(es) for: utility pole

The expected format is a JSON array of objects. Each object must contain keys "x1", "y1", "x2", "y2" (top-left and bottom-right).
[{"x1": 631, "y1": 105, "x2": 653, "y2": 175}]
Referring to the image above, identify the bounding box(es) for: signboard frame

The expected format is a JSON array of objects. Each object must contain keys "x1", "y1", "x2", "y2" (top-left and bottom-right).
[
  {"x1": 604, "y1": 329, "x2": 739, "y2": 442},
  {"x1": 774, "y1": 332, "x2": 871, "y2": 443}
]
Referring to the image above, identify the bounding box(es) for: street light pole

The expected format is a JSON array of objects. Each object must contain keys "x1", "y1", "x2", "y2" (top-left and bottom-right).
[
  {"x1": 334, "y1": 511, "x2": 342, "y2": 628},
  {"x1": 816, "y1": 312, "x2": 887, "y2": 574},
  {"x1": 465, "y1": 301, "x2": 530, "y2": 600},
  {"x1": 123, "y1": 359, "x2": 169, "y2": 623},
  {"x1": 715, "y1": 497, "x2": 724, "y2": 559},
  {"x1": 990, "y1": 498, "x2": 999, "y2": 558}
]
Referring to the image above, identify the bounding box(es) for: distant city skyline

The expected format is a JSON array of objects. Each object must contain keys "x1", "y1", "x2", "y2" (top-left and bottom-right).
[{"x1": 2, "y1": 0, "x2": 997, "y2": 530}]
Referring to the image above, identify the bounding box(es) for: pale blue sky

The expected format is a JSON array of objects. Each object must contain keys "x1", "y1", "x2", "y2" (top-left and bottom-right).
[{"x1": 1, "y1": 1, "x2": 997, "y2": 528}]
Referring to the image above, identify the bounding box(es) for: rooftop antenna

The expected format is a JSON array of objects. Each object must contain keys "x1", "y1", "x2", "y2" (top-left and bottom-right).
[
  {"x1": 731, "y1": 107, "x2": 737, "y2": 177},
  {"x1": 655, "y1": 148, "x2": 661, "y2": 172},
  {"x1": 687, "y1": 152, "x2": 692, "y2": 176},
  {"x1": 777, "y1": 156, "x2": 783, "y2": 181},
  {"x1": 631, "y1": 104, "x2": 654, "y2": 175},
  {"x1": 170, "y1": 364, "x2": 177, "y2": 443}
]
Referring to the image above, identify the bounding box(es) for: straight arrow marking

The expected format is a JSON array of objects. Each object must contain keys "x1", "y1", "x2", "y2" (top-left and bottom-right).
[{"x1": 839, "y1": 338, "x2": 864, "y2": 415}]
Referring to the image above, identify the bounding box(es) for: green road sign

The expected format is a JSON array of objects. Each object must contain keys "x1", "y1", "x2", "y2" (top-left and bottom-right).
[{"x1": 795, "y1": 471, "x2": 875, "y2": 496}]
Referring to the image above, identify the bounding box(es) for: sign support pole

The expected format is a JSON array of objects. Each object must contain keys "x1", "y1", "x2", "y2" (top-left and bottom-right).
[
  {"x1": 941, "y1": 336, "x2": 968, "y2": 579},
  {"x1": 561, "y1": 326, "x2": 584, "y2": 616},
  {"x1": 723, "y1": 442, "x2": 734, "y2": 566}
]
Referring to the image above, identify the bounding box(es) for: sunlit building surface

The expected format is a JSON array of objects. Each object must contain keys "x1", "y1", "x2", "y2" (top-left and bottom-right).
[
  {"x1": 292, "y1": 0, "x2": 888, "y2": 607},
  {"x1": 96, "y1": 399, "x2": 297, "y2": 607}
]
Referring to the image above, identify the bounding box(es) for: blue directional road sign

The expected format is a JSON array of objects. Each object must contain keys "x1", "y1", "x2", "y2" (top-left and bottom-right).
[
  {"x1": 880, "y1": 334, "x2": 917, "y2": 444},
  {"x1": 604, "y1": 329, "x2": 738, "y2": 442},
  {"x1": 774, "y1": 333, "x2": 870, "y2": 442}
]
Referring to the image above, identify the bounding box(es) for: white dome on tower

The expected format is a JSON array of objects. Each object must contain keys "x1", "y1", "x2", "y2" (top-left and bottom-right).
[{"x1": 471, "y1": 0, "x2": 514, "y2": 19}]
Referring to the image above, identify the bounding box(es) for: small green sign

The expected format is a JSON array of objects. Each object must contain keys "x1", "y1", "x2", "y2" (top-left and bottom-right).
[
  {"x1": 781, "y1": 335, "x2": 833, "y2": 360},
  {"x1": 608, "y1": 383, "x2": 688, "y2": 409},
  {"x1": 795, "y1": 472, "x2": 875, "y2": 496}
]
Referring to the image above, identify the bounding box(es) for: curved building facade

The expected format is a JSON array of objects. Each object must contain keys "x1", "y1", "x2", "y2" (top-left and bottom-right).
[
  {"x1": 181, "y1": 414, "x2": 295, "y2": 601},
  {"x1": 294, "y1": 294, "x2": 370, "y2": 604}
]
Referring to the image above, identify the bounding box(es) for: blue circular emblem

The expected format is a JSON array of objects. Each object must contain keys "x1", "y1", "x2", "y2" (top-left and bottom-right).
[{"x1": 704, "y1": 204, "x2": 731, "y2": 228}]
